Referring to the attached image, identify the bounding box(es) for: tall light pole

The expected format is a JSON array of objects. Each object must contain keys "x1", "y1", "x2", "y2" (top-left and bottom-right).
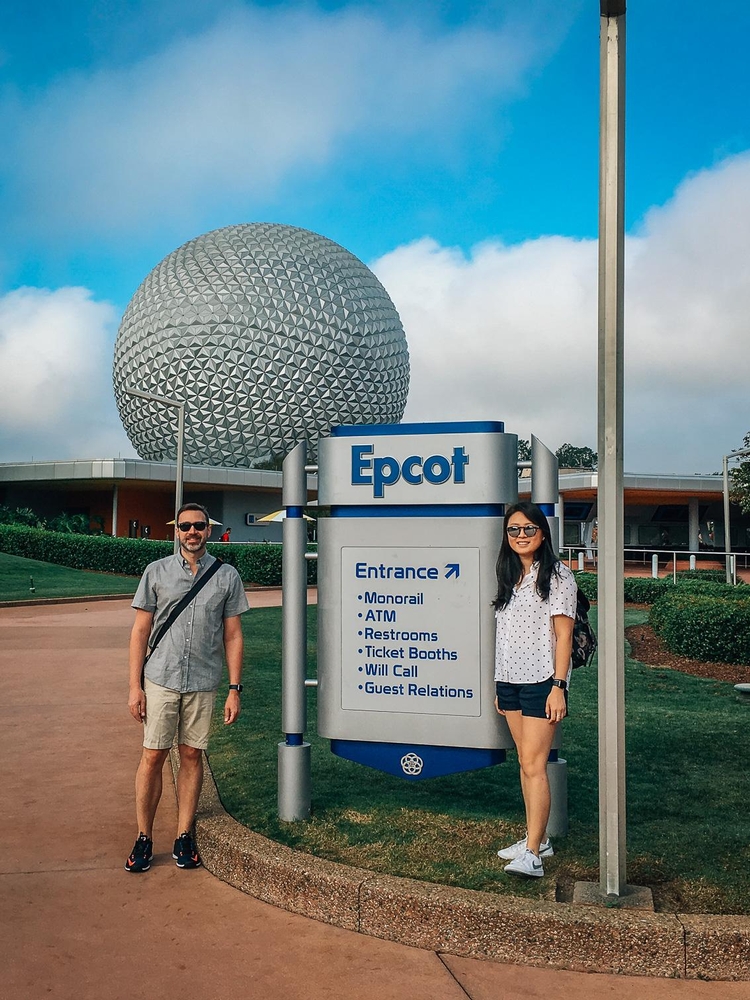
[
  {"x1": 123, "y1": 389, "x2": 186, "y2": 554},
  {"x1": 723, "y1": 447, "x2": 750, "y2": 583},
  {"x1": 597, "y1": 0, "x2": 627, "y2": 897}
]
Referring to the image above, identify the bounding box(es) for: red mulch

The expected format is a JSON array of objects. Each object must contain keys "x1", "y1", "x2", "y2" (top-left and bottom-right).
[{"x1": 624, "y1": 610, "x2": 750, "y2": 684}]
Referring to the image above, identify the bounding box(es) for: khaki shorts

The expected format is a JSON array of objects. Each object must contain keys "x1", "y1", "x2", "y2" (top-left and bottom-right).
[{"x1": 143, "y1": 678, "x2": 217, "y2": 750}]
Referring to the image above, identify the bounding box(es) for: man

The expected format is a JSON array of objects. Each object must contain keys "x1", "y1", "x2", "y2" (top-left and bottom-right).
[{"x1": 125, "y1": 502, "x2": 249, "y2": 873}]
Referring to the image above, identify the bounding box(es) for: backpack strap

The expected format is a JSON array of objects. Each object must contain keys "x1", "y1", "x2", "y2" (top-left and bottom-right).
[{"x1": 141, "y1": 557, "x2": 224, "y2": 683}]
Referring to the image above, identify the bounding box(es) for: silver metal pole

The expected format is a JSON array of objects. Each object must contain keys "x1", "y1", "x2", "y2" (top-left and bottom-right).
[
  {"x1": 112, "y1": 484, "x2": 119, "y2": 537},
  {"x1": 723, "y1": 454, "x2": 732, "y2": 584},
  {"x1": 597, "y1": 0, "x2": 627, "y2": 897},
  {"x1": 688, "y1": 498, "x2": 700, "y2": 554},
  {"x1": 531, "y1": 435, "x2": 560, "y2": 554},
  {"x1": 530, "y1": 434, "x2": 567, "y2": 829},
  {"x1": 722, "y1": 448, "x2": 750, "y2": 585},
  {"x1": 278, "y1": 441, "x2": 311, "y2": 822},
  {"x1": 546, "y1": 758, "x2": 568, "y2": 838}
]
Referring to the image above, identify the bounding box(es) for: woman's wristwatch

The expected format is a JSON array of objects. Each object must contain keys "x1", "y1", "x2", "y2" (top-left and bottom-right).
[
  {"x1": 228, "y1": 684, "x2": 243, "y2": 693},
  {"x1": 551, "y1": 678, "x2": 567, "y2": 690}
]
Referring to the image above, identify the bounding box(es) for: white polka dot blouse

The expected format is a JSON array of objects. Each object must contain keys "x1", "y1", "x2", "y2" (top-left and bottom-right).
[{"x1": 494, "y1": 561, "x2": 578, "y2": 685}]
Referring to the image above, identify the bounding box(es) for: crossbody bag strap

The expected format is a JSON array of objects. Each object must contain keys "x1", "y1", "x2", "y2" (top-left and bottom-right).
[{"x1": 141, "y1": 558, "x2": 224, "y2": 683}]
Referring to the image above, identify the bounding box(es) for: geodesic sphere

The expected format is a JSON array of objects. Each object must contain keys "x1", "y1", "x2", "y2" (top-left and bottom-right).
[{"x1": 112, "y1": 223, "x2": 410, "y2": 466}]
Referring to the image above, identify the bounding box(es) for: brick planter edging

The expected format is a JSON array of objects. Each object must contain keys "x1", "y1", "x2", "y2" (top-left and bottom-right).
[{"x1": 174, "y1": 751, "x2": 750, "y2": 981}]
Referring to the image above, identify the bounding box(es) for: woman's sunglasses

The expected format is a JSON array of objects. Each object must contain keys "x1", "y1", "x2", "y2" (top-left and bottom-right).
[{"x1": 507, "y1": 524, "x2": 541, "y2": 538}]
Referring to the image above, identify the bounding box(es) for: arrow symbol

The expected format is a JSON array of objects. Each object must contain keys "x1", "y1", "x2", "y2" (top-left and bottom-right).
[{"x1": 445, "y1": 564, "x2": 460, "y2": 579}]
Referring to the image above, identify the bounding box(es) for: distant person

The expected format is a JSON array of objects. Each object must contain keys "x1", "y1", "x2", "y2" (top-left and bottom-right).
[
  {"x1": 125, "y1": 503, "x2": 249, "y2": 873},
  {"x1": 220, "y1": 527, "x2": 232, "y2": 543},
  {"x1": 493, "y1": 502, "x2": 577, "y2": 879}
]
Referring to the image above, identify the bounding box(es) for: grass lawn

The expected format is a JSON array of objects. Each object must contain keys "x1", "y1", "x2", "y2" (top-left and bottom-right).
[
  {"x1": 0, "y1": 552, "x2": 139, "y2": 601},
  {"x1": 208, "y1": 605, "x2": 750, "y2": 914}
]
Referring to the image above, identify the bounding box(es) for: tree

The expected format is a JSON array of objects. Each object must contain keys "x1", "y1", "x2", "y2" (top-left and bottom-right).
[
  {"x1": 252, "y1": 453, "x2": 285, "y2": 471},
  {"x1": 555, "y1": 443, "x2": 598, "y2": 470},
  {"x1": 517, "y1": 439, "x2": 531, "y2": 462},
  {"x1": 729, "y1": 432, "x2": 750, "y2": 514}
]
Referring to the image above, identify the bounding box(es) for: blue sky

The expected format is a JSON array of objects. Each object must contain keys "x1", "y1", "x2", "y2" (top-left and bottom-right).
[{"x1": 1, "y1": 0, "x2": 749, "y2": 472}]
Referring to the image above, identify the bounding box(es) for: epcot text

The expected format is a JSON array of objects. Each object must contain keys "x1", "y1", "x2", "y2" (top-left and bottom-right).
[{"x1": 350, "y1": 445, "x2": 469, "y2": 498}]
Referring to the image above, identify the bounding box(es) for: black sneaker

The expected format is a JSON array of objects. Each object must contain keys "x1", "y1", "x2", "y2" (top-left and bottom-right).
[
  {"x1": 173, "y1": 831, "x2": 202, "y2": 869},
  {"x1": 125, "y1": 833, "x2": 153, "y2": 873}
]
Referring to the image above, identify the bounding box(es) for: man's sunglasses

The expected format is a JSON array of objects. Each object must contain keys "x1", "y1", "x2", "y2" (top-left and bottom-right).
[
  {"x1": 507, "y1": 524, "x2": 541, "y2": 538},
  {"x1": 177, "y1": 520, "x2": 208, "y2": 532}
]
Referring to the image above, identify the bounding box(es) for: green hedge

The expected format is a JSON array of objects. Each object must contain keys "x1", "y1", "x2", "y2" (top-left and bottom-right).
[
  {"x1": 0, "y1": 524, "x2": 317, "y2": 587},
  {"x1": 623, "y1": 577, "x2": 670, "y2": 604},
  {"x1": 669, "y1": 578, "x2": 745, "y2": 598},
  {"x1": 574, "y1": 570, "x2": 743, "y2": 606},
  {"x1": 572, "y1": 571, "x2": 597, "y2": 601},
  {"x1": 675, "y1": 569, "x2": 729, "y2": 583},
  {"x1": 650, "y1": 592, "x2": 750, "y2": 664},
  {"x1": 573, "y1": 572, "x2": 671, "y2": 605}
]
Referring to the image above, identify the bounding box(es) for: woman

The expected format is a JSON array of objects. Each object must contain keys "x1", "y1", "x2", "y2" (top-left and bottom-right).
[{"x1": 493, "y1": 501, "x2": 577, "y2": 878}]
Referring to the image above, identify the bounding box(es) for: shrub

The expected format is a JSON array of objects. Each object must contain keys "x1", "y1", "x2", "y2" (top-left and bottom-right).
[
  {"x1": 572, "y1": 571, "x2": 597, "y2": 601},
  {"x1": 675, "y1": 569, "x2": 729, "y2": 583},
  {"x1": 672, "y1": 578, "x2": 746, "y2": 598},
  {"x1": 0, "y1": 524, "x2": 317, "y2": 586},
  {"x1": 0, "y1": 505, "x2": 45, "y2": 527},
  {"x1": 570, "y1": 572, "x2": 675, "y2": 605},
  {"x1": 623, "y1": 577, "x2": 670, "y2": 604},
  {"x1": 650, "y1": 592, "x2": 750, "y2": 664},
  {"x1": 0, "y1": 524, "x2": 173, "y2": 575}
]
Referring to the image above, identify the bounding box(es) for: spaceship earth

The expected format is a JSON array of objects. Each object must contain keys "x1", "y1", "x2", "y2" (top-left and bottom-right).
[{"x1": 112, "y1": 223, "x2": 410, "y2": 466}]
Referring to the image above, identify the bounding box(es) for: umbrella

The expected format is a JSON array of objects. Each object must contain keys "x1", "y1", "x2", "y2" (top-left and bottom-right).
[{"x1": 255, "y1": 509, "x2": 316, "y2": 523}]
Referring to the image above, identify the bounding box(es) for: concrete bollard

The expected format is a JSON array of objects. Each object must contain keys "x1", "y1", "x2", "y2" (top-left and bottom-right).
[
  {"x1": 578, "y1": 551, "x2": 585, "y2": 571},
  {"x1": 546, "y1": 758, "x2": 568, "y2": 838},
  {"x1": 689, "y1": 554, "x2": 696, "y2": 571},
  {"x1": 651, "y1": 553, "x2": 659, "y2": 579}
]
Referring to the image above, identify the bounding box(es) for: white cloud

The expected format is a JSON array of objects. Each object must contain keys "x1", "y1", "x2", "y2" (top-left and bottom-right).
[
  {"x1": 0, "y1": 5, "x2": 562, "y2": 237},
  {"x1": 372, "y1": 153, "x2": 750, "y2": 474},
  {"x1": 0, "y1": 287, "x2": 134, "y2": 461}
]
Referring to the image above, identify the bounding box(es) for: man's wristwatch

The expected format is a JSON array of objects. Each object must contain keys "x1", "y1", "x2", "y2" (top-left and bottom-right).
[
  {"x1": 551, "y1": 678, "x2": 567, "y2": 691},
  {"x1": 228, "y1": 684, "x2": 243, "y2": 693}
]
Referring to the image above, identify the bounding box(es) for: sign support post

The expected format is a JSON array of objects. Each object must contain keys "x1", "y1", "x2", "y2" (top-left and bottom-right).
[{"x1": 278, "y1": 442, "x2": 311, "y2": 821}]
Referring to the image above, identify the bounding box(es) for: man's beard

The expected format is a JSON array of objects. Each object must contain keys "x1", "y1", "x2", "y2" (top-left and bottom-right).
[{"x1": 180, "y1": 537, "x2": 206, "y2": 554}]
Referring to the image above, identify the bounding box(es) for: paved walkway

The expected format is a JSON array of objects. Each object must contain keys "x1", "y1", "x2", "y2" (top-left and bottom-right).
[{"x1": 1, "y1": 596, "x2": 746, "y2": 999}]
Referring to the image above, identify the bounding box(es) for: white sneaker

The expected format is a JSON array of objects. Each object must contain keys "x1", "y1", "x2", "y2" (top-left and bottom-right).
[
  {"x1": 504, "y1": 848, "x2": 545, "y2": 878},
  {"x1": 497, "y1": 837, "x2": 553, "y2": 861}
]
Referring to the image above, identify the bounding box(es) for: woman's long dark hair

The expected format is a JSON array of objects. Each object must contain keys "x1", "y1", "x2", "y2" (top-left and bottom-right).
[{"x1": 493, "y1": 501, "x2": 560, "y2": 610}]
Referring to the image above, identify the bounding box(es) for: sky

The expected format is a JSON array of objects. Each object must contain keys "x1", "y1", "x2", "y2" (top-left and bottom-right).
[{"x1": 0, "y1": 0, "x2": 748, "y2": 474}]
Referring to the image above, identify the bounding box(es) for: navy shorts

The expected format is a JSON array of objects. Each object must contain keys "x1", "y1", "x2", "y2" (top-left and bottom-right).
[{"x1": 495, "y1": 677, "x2": 569, "y2": 719}]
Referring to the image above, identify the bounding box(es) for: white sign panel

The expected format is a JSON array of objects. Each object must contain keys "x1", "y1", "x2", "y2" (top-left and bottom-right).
[
  {"x1": 318, "y1": 427, "x2": 518, "y2": 506},
  {"x1": 340, "y1": 546, "x2": 481, "y2": 716}
]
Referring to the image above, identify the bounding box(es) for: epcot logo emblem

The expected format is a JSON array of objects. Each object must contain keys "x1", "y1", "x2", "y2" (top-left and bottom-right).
[{"x1": 400, "y1": 753, "x2": 424, "y2": 776}]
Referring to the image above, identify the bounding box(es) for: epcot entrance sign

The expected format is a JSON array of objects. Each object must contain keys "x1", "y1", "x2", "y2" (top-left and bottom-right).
[
  {"x1": 317, "y1": 422, "x2": 517, "y2": 779},
  {"x1": 277, "y1": 421, "x2": 565, "y2": 821}
]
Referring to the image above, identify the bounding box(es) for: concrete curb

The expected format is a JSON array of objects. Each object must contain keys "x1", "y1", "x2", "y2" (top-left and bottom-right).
[
  {"x1": 179, "y1": 751, "x2": 750, "y2": 981},
  {"x1": 0, "y1": 593, "x2": 136, "y2": 608}
]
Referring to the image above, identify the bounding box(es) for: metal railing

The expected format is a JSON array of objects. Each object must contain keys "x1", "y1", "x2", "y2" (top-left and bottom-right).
[{"x1": 563, "y1": 546, "x2": 747, "y2": 584}]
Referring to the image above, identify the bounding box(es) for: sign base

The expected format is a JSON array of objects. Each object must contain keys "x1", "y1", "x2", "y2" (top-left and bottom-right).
[{"x1": 331, "y1": 739, "x2": 505, "y2": 780}]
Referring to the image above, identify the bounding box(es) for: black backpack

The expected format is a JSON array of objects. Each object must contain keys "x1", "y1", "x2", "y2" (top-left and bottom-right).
[{"x1": 571, "y1": 588, "x2": 597, "y2": 669}]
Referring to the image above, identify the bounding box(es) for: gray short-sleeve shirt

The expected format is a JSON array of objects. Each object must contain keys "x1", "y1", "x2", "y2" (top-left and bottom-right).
[{"x1": 133, "y1": 552, "x2": 249, "y2": 693}]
